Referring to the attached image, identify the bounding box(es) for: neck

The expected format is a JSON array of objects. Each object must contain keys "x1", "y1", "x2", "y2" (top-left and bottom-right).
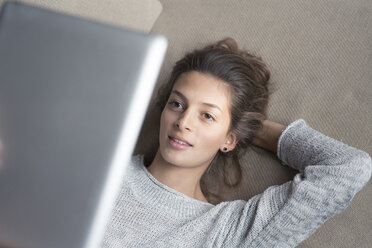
[{"x1": 146, "y1": 150, "x2": 209, "y2": 202}]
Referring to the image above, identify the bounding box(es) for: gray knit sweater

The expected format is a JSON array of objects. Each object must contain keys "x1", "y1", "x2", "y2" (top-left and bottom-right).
[{"x1": 102, "y1": 119, "x2": 372, "y2": 247}]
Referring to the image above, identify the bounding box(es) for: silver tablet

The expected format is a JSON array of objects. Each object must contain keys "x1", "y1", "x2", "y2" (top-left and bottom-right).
[{"x1": 0, "y1": 2, "x2": 167, "y2": 247}]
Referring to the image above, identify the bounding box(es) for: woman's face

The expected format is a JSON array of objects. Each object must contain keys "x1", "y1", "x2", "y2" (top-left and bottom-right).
[{"x1": 158, "y1": 71, "x2": 237, "y2": 169}]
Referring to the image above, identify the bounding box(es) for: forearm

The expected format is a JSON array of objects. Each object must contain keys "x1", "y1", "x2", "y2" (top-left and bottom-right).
[{"x1": 252, "y1": 120, "x2": 287, "y2": 154}]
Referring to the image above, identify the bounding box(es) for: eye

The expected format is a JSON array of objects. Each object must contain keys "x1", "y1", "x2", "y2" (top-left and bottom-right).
[
  {"x1": 203, "y1": 113, "x2": 215, "y2": 121},
  {"x1": 168, "y1": 100, "x2": 183, "y2": 110}
]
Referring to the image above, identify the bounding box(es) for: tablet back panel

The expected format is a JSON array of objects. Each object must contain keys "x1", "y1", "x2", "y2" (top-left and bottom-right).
[{"x1": 0, "y1": 2, "x2": 167, "y2": 247}]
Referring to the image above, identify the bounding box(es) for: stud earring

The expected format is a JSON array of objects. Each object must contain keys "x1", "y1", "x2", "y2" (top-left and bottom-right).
[{"x1": 223, "y1": 147, "x2": 228, "y2": 151}]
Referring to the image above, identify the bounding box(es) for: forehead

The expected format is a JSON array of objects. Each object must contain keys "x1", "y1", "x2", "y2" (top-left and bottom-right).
[{"x1": 172, "y1": 71, "x2": 231, "y2": 109}]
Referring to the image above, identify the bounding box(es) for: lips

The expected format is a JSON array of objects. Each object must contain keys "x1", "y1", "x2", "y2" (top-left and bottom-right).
[{"x1": 168, "y1": 135, "x2": 193, "y2": 146}]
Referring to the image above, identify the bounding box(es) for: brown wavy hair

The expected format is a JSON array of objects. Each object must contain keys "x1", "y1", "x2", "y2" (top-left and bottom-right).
[{"x1": 143, "y1": 37, "x2": 274, "y2": 204}]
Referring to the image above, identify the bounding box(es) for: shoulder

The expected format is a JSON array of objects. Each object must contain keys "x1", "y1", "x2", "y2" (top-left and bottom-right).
[
  {"x1": 123, "y1": 154, "x2": 145, "y2": 180},
  {"x1": 131, "y1": 154, "x2": 144, "y2": 165}
]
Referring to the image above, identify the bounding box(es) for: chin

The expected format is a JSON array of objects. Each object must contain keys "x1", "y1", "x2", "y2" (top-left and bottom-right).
[
  {"x1": 160, "y1": 148, "x2": 191, "y2": 167},
  {"x1": 162, "y1": 150, "x2": 183, "y2": 166}
]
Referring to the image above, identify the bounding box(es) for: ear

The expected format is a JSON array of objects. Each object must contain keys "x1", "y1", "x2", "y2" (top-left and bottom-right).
[{"x1": 220, "y1": 132, "x2": 238, "y2": 153}]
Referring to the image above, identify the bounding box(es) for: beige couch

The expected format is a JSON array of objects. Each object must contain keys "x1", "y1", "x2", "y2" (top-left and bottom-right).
[
  {"x1": 147, "y1": 1, "x2": 372, "y2": 247},
  {"x1": 2, "y1": 0, "x2": 370, "y2": 247}
]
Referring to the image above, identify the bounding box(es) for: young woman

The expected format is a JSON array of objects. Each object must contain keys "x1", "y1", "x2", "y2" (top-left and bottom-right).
[{"x1": 102, "y1": 37, "x2": 372, "y2": 247}]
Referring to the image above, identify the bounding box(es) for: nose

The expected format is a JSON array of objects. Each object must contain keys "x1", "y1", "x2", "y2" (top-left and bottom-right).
[{"x1": 175, "y1": 109, "x2": 193, "y2": 131}]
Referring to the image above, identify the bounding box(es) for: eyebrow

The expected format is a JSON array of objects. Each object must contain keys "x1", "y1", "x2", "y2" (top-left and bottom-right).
[{"x1": 171, "y1": 90, "x2": 222, "y2": 112}]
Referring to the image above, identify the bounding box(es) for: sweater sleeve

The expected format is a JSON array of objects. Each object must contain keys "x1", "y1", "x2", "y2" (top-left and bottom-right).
[{"x1": 220, "y1": 119, "x2": 372, "y2": 247}]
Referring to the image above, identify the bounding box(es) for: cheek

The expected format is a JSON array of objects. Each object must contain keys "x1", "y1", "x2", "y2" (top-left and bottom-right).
[
  {"x1": 197, "y1": 125, "x2": 226, "y2": 149},
  {"x1": 159, "y1": 109, "x2": 173, "y2": 135}
]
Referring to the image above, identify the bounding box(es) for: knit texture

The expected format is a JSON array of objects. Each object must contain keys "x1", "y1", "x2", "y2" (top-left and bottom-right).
[{"x1": 102, "y1": 119, "x2": 372, "y2": 247}]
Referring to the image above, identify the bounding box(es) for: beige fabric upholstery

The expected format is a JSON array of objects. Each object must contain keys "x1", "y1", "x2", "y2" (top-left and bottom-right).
[
  {"x1": 0, "y1": 0, "x2": 163, "y2": 32},
  {"x1": 136, "y1": 0, "x2": 372, "y2": 247}
]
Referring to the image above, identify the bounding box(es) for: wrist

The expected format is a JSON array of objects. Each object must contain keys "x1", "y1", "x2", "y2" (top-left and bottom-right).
[{"x1": 252, "y1": 120, "x2": 286, "y2": 153}]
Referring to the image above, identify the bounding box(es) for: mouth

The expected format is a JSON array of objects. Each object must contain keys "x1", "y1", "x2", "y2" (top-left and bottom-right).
[{"x1": 168, "y1": 135, "x2": 193, "y2": 148}]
